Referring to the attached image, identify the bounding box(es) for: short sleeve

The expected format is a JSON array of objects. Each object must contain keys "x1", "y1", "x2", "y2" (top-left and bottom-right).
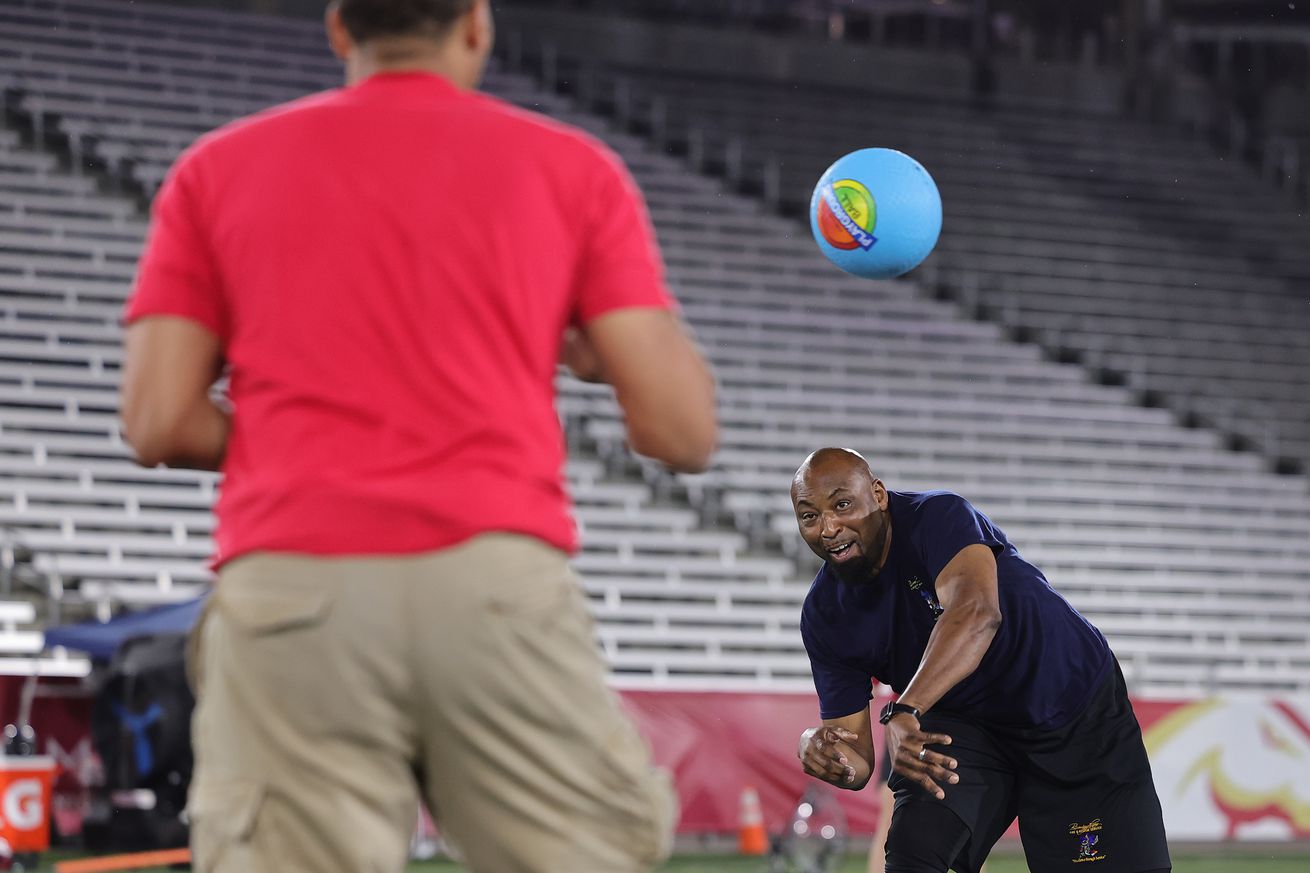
[
  {"x1": 124, "y1": 151, "x2": 229, "y2": 339},
  {"x1": 801, "y1": 611, "x2": 873, "y2": 720},
  {"x1": 571, "y1": 145, "x2": 675, "y2": 324},
  {"x1": 910, "y1": 493, "x2": 1005, "y2": 583}
]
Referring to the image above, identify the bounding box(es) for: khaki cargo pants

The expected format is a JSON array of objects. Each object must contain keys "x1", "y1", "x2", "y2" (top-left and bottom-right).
[{"x1": 188, "y1": 534, "x2": 676, "y2": 873}]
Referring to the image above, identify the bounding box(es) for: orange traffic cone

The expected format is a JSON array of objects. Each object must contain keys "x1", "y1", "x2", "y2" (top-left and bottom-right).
[{"x1": 738, "y1": 785, "x2": 767, "y2": 855}]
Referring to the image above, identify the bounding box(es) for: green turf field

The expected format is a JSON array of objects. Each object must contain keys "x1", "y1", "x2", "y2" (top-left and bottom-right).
[
  {"x1": 393, "y1": 853, "x2": 1309, "y2": 872},
  {"x1": 37, "y1": 851, "x2": 1310, "y2": 871},
  {"x1": 41, "y1": 857, "x2": 1310, "y2": 873}
]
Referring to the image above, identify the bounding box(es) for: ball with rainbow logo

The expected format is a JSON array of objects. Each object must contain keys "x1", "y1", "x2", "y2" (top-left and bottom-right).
[{"x1": 809, "y1": 148, "x2": 942, "y2": 279}]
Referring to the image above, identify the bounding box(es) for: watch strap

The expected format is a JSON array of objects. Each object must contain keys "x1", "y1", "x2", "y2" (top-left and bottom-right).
[{"x1": 879, "y1": 701, "x2": 922, "y2": 724}]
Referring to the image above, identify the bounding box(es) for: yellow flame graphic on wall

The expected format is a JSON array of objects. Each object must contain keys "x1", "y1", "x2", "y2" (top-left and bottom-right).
[{"x1": 1144, "y1": 699, "x2": 1310, "y2": 837}]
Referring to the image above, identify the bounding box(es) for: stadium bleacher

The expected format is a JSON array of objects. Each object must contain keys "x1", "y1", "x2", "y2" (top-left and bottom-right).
[
  {"x1": 550, "y1": 60, "x2": 1310, "y2": 474},
  {"x1": 0, "y1": 0, "x2": 1307, "y2": 700}
]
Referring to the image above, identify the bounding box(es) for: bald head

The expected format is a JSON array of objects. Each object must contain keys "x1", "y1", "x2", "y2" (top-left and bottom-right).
[
  {"x1": 790, "y1": 446, "x2": 891, "y2": 581},
  {"x1": 792, "y1": 446, "x2": 874, "y2": 497}
]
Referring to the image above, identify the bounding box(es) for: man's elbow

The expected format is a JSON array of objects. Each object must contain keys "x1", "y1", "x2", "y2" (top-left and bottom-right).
[
  {"x1": 675, "y1": 419, "x2": 718, "y2": 473},
  {"x1": 120, "y1": 402, "x2": 181, "y2": 468},
  {"x1": 122, "y1": 423, "x2": 176, "y2": 468},
  {"x1": 629, "y1": 419, "x2": 717, "y2": 473}
]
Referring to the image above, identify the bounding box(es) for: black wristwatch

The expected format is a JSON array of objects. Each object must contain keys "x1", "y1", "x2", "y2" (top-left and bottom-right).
[{"x1": 879, "y1": 701, "x2": 921, "y2": 725}]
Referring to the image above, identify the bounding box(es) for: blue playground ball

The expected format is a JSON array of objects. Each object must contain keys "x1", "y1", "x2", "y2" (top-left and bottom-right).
[{"x1": 809, "y1": 148, "x2": 942, "y2": 279}]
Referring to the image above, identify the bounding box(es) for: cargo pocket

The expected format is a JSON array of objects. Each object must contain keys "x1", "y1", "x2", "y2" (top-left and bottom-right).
[
  {"x1": 189, "y1": 779, "x2": 265, "y2": 873},
  {"x1": 597, "y1": 719, "x2": 679, "y2": 867}
]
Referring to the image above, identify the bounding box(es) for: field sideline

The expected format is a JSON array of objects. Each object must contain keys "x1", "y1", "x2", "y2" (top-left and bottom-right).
[
  {"x1": 400, "y1": 853, "x2": 1310, "y2": 872},
  {"x1": 37, "y1": 850, "x2": 1310, "y2": 871}
]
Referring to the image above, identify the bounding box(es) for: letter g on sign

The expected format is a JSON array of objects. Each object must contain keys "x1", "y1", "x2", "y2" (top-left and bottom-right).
[{"x1": 1, "y1": 778, "x2": 45, "y2": 831}]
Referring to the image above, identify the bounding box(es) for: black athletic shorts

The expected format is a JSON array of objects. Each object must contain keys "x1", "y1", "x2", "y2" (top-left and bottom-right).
[{"x1": 886, "y1": 658, "x2": 1171, "y2": 873}]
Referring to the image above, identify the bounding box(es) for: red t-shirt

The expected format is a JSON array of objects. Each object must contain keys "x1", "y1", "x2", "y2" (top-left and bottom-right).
[{"x1": 126, "y1": 72, "x2": 673, "y2": 565}]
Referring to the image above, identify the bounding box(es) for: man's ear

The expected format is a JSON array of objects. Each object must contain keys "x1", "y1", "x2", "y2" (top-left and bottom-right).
[
  {"x1": 463, "y1": 0, "x2": 494, "y2": 54},
  {"x1": 325, "y1": 3, "x2": 353, "y2": 62},
  {"x1": 871, "y1": 478, "x2": 889, "y2": 510}
]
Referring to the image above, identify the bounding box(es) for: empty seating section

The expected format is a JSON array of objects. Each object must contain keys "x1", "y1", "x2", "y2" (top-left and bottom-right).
[
  {"x1": 0, "y1": 0, "x2": 330, "y2": 191},
  {"x1": 0, "y1": 597, "x2": 86, "y2": 675},
  {"x1": 0, "y1": 0, "x2": 812, "y2": 687},
  {"x1": 573, "y1": 65, "x2": 1310, "y2": 472},
  {"x1": 0, "y1": 0, "x2": 1306, "y2": 695}
]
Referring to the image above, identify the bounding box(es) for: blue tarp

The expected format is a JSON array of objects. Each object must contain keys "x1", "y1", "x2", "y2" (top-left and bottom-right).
[{"x1": 43, "y1": 597, "x2": 206, "y2": 661}]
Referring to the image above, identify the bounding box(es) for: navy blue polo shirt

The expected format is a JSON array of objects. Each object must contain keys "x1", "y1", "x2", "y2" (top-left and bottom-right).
[{"x1": 800, "y1": 490, "x2": 1111, "y2": 730}]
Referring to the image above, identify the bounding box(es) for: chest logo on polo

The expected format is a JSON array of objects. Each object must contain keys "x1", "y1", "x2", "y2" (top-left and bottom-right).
[
  {"x1": 1069, "y1": 820, "x2": 1106, "y2": 863},
  {"x1": 907, "y1": 577, "x2": 943, "y2": 620}
]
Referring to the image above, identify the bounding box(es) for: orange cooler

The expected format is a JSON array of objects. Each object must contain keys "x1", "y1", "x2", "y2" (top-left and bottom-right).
[{"x1": 0, "y1": 756, "x2": 56, "y2": 852}]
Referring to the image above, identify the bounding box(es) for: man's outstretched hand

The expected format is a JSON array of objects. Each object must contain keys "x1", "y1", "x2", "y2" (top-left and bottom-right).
[
  {"x1": 884, "y1": 713, "x2": 958, "y2": 800},
  {"x1": 798, "y1": 725, "x2": 869, "y2": 789}
]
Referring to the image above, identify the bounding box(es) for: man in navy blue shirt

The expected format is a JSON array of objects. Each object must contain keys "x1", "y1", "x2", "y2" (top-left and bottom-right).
[{"x1": 793, "y1": 448, "x2": 1170, "y2": 873}]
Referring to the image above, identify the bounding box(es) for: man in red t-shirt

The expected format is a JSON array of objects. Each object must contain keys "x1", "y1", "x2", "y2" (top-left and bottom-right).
[{"x1": 120, "y1": 1, "x2": 716, "y2": 870}]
